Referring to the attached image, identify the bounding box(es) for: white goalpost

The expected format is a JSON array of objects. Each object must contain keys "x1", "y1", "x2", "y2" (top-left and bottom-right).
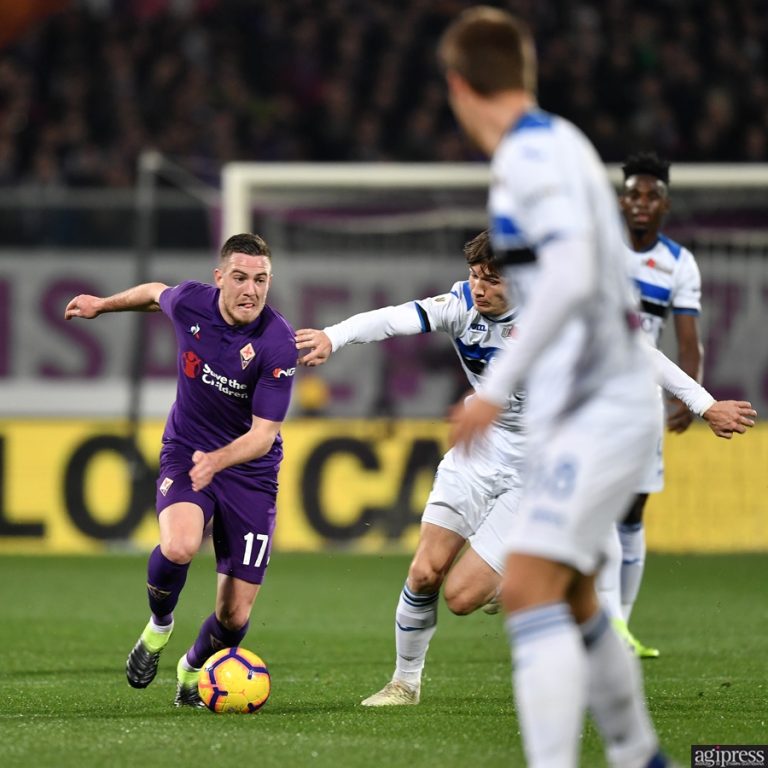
[
  {"x1": 222, "y1": 161, "x2": 768, "y2": 242},
  {"x1": 222, "y1": 163, "x2": 491, "y2": 239}
]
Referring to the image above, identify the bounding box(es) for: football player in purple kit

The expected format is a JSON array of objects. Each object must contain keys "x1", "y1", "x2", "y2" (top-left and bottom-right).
[{"x1": 64, "y1": 233, "x2": 297, "y2": 707}]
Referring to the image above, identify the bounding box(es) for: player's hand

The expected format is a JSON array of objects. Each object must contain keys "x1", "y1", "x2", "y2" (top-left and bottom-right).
[
  {"x1": 449, "y1": 394, "x2": 500, "y2": 451},
  {"x1": 64, "y1": 294, "x2": 103, "y2": 320},
  {"x1": 295, "y1": 329, "x2": 333, "y2": 367},
  {"x1": 189, "y1": 450, "x2": 219, "y2": 492},
  {"x1": 666, "y1": 397, "x2": 694, "y2": 432},
  {"x1": 702, "y1": 400, "x2": 757, "y2": 439}
]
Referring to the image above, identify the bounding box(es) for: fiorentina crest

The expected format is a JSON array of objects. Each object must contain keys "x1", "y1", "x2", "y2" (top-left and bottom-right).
[{"x1": 240, "y1": 343, "x2": 255, "y2": 369}]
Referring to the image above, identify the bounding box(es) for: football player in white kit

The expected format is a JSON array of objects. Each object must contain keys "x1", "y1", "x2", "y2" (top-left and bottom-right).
[
  {"x1": 295, "y1": 230, "x2": 754, "y2": 713},
  {"x1": 297, "y1": 231, "x2": 527, "y2": 705},
  {"x1": 614, "y1": 151, "x2": 704, "y2": 659},
  {"x1": 440, "y1": 8, "x2": 671, "y2": 768}
]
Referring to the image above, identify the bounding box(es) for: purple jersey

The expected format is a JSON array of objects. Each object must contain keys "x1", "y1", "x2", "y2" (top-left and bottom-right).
[{"x1": 159, "y1": 281, "x2": 296, "y2": 477}]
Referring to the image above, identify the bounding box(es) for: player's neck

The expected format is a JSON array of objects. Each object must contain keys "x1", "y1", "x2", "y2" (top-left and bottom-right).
[
  {"x1": 630, "y1": 229, "x2": 660, "y2": 251},
  {"x1": 482, "y1": 92, "x2": 537, "y2": 154}
]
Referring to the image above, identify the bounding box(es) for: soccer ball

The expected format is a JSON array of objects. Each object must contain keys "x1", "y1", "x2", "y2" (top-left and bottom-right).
[{"x1": 197, "y1": 646, "x2": 271, "y2": 714}]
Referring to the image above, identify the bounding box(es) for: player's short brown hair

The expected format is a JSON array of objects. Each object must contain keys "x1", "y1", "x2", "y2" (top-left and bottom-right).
[
  {"x1": 464, "y1": 230, "x2": 499, "y2": 275},
  {"x1": 220, "y1": 233, "x2": 271, "y2": 262},
  {"x1": 438, "y1": 6, "x2": 537, "y2": 96}
]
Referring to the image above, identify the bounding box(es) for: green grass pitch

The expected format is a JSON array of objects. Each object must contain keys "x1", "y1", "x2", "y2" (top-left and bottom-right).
[{"x1": 1, "y1": 552, "x2": 765, "y2": 767}]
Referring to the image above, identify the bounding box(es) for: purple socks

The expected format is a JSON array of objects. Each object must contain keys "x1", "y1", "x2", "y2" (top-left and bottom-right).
[
  {"x1": 146, "y1": 545, "x2": 190, "y2": 620},
  {"x1": 186, "y1": 613, "x2": 250, "y2": 669}
]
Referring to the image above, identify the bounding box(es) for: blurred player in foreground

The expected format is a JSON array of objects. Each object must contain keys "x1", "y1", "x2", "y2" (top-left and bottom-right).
[
  {"x1": 64, "y1": 233, "x2": 297, "y2": 707},
  {"x1": 441, "y1": 7, "x2": 700, "y2": 767},
  {"x1": 296, "y1": 231, "x2": 753, "y2": 709},
  {"x1": 614, "y1": 151, "x2": 704, "y2": 658}
]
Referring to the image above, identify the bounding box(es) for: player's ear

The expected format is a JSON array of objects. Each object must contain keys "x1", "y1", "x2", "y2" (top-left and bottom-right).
[
  {"x1": 213, "y1": 267, "x2": 223, "y2": 287},
  {"x1": 446, "y1": 69, "x2": 471, "y2": 98}
]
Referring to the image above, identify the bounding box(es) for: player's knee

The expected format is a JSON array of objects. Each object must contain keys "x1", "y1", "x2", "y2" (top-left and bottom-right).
[
  {"x1": 217, "y1": 605, "x2": 250, "y2": 631},
  {"x1": 160, "y1": 538, "x2": 196, "y2": 564},
  {"x1": 444, "y1": 586, "x2": 478, "y2": 616},
  {"x1": 407, "y1": 559, "x2": 443, "y2": 594}
]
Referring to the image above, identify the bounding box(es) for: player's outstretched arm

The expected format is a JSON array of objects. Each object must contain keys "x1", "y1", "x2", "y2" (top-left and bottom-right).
[
  {"x1": 645, "y1": 346, "x2": 756, "y2": 439},
  {"x1": 702, "y1": 400, "x2": 757, "y2": 439},
  {"x1": 295, "y1": 329, "x2": 333, "y2": 367},
  {"x1": 296, "y1": 302, "x2": 429, "y2": 367},
  {"x1": 64, "y1": 282, "x2": 168, "y2": 320}
]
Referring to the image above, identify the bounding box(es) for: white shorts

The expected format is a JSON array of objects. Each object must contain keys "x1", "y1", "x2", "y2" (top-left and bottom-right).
[
  {"x1": 422, "y1": 425, "x2": 525, "y2": 575},
  {"x1": 635, "y1": 386, "x2": 664, "y2": 494},
  {"x1": 507, "y1": 377, "x2": 657, "y2": 575}
]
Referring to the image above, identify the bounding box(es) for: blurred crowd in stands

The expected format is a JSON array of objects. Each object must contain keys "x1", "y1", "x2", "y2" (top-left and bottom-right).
[{"x1": 0, "y1": 0, "x2": 766, "y2": 189}]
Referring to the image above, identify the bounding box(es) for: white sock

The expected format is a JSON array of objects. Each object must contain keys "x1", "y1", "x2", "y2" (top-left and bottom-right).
[
  {"x1": 580, "y1": 609, "x2": 659, "y2": 768},
  {"x1": 179, "y1": 654, "x2": 198, "y2": 673},
  {"x1": 394, "y1": 582, "x2": 438, "y2": 686},
  {"x1": 596, "y1": 526, "x2": 623, "y2": 620},
  {"x1": 507, "y1": 603, "x2": 587, "y2": 768},
  {"x1": 149, "y1": 616, "x2": 174, "y2": 634},
  {"x1": 619, "y1": 522, "x2": 646, "y2": 621}
]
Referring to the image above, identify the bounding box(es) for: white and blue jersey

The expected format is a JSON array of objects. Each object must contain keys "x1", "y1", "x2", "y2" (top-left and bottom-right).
[
  {"x1": 323, "y1": 279, "x2": 526, "y2": 434},
  {"x1": 487, "y1": 109, "x2": 648, "y2": 425},
  {"x1": 626, "y1": 235, "x2": 701, "y2": 347}
]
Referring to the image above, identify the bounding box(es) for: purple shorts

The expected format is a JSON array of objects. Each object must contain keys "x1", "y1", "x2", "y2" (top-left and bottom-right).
[{"x1": 156, "y1": 442, "x2": 277, "y2": 585}]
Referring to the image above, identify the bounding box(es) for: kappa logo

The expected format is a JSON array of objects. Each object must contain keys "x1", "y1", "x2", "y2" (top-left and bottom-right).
[
  {"x1": 189, "y1": 323, "x2": 201, "y2": 339},
  {"x1": 240, "y1": 342, "x2": 255, "y2": 370},
  {"x1": 146, "y1": 583, "x2": 172, "y2": 600},
  {"x1": 272, "y1": 367, "x2": 296, "y2": 379},
  {"x1": 159, "y1": 477, "x2": 174, "y2": 496}
]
